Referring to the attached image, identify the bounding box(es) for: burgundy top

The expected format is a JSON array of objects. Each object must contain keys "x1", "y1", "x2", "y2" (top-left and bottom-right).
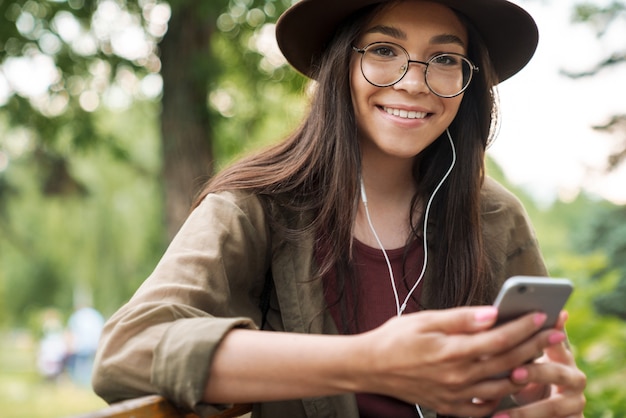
[{"x1": 323, "y1": 238, "x2": 424, "y2": 417}]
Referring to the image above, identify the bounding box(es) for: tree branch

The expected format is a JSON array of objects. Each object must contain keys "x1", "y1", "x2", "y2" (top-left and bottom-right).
[{"x1": 560, "y1": 53, "x2": 626, "y2": 78}]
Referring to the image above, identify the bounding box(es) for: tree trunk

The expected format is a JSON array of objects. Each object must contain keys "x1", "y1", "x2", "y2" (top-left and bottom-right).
[{"x1": 159, "y1": 4, "x2": 215, "y2": 239}]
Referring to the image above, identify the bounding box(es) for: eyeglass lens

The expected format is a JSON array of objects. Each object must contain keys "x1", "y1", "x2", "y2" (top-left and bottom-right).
[{"x1": 359, "y1": 42, "x2": 474, "y2": 97}]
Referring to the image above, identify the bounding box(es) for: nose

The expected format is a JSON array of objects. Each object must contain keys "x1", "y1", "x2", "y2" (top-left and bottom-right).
[{"x1": 393, "y1": 61, "x2": 430, "y2": 95}]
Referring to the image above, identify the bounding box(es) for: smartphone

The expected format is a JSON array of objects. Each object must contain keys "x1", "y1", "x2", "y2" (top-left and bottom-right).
[
  {"x1": 490, "y1": 276, "x2": 573, "y2": 378},
  {"x1": 493, "y1": 276, "x2": 574, "y2": 329}
]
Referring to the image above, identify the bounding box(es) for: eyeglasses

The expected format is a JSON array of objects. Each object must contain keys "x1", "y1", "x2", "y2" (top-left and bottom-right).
[{"x1": 352, "y1": 42, "x2": 479, "y2": 98}]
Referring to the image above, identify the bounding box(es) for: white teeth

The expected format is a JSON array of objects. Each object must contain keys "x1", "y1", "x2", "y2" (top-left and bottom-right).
[{"x1": 383, "y1": 106, "x2": 427, "y2": 119}]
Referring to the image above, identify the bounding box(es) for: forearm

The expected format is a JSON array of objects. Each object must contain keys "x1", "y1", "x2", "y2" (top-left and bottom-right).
[
  {"x1": 202, "y1": 307, "x2": 569, "y2": 417},
  {"x1": 203, "y1": 328, "x2": 368, "y2": 403}
]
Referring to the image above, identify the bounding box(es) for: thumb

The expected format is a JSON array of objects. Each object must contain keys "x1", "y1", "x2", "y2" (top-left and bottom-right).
[{"x1": 414, "y1": 306, "x2": 498, "y2": 334}]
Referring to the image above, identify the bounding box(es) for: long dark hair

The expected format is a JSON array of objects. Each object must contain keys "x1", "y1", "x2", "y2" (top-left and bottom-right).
[
  {"x1": 194, "y1": 3, "x2": 500, "y2": 311},
  {"x1": 413, "y1": 14, "x2": 500, "y2": 309}
]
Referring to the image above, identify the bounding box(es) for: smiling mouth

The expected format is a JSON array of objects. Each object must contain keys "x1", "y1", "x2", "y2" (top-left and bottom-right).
[{"x1": 382, "y1": 106, "x2": 428, "y2": 120}]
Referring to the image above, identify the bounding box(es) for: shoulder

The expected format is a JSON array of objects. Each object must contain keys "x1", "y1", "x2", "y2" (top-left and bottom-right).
[
  {"x1": 197, "y1": 189, "x2": 304, "y2": 230},
  {"x1": 196, "y1": 189, "x2": 266, "y2": 227},
  {"x1": 480, "y1": 177, "x2": 548, "y2": 281},
  {"x1": 168, "y1": 189, "x2": 271, "y2": 254},
  {"x1": 481, "y1": 177, "x2": 530, "y2": 233},
  {"x1": 480, "y1": 176, "x2": 537, "y2": 249},
  {"x1": 199, "y1": 189, "x2": 263, "y2": 212},
  {"x1": 480, "y1": 176, "x2": 527, "y2": 218}
]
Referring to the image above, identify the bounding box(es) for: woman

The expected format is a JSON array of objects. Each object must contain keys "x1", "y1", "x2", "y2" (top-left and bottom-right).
[{"x1": 93, "y1": 0, "x2": 586, "y2": 417}]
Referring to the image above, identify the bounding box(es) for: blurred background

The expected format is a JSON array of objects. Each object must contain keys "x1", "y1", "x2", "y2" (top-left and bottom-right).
[{"x1": 0, "y1": 0, "x2": 624, "y2": 417}]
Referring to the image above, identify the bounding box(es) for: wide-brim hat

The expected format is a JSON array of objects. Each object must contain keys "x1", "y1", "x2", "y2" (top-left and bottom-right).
[{"x1": 275, "y1": 0, "x2": 538, "y2": 83}]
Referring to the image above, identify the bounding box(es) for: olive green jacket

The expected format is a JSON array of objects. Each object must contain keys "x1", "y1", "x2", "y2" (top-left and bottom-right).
[{"x1": 92, "y1": 177, "x2": 548, "y2": 418}]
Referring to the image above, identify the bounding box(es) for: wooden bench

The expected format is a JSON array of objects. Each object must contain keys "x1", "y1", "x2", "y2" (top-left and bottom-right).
[{"x1": 69, "y1": 395, "x2": 252, "y2": 418}]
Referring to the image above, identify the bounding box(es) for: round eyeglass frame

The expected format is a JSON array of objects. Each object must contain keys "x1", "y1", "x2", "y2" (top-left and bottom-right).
[{"x1": 352, "y1": 41, "x2": 480, "y2": 98}]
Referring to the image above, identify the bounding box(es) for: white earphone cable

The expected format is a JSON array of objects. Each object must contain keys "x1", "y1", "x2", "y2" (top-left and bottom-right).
[
  {"x1": 360, "y1": 129, "x2": 456, "y2": 316},
  {"x1": 360, "y1": 181, "x2": 402, "y2": 315},
  {"x1": 401, "y1": 128, "x2": 457, "y2": 314}
]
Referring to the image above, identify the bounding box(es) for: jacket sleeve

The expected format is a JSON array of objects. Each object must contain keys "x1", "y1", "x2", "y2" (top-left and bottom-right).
[{"x1": 92, "y1": 191, "x2": 270, "y2": 417}]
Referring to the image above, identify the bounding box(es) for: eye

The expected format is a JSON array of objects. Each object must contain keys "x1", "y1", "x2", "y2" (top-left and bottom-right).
[
  {"x1": 374, "y1": 47, "x2": 393, "y2": 57},
  {"x1": 368, "y1": 43, "x2": 402, "y2": 60},
  {"x1": 431, "y1": 54, "x2": 462, "y2": 67}
]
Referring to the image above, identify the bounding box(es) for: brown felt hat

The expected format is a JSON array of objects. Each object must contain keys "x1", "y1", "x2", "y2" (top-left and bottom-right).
[{"x1": 275, "y1": 0, "x2": 538, "y2": 83}]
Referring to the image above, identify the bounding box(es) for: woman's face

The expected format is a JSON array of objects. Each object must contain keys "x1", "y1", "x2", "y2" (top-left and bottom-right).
[{"x1": 350, "y1": 0, "x2": 468, "y2": 163}]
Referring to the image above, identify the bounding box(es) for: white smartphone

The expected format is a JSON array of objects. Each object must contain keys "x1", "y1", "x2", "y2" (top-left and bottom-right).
[{"x1": 493, "y1": 276, "x2": 574, "y2": 330}]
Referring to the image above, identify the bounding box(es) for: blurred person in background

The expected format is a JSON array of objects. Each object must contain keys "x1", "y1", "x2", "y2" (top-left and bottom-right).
[
  {"x1": 36, "y1": 308, "x2": 67, "y2": 383},
  {"x1": 66, "y1": 302, "x2": 104, "y2": 387}
]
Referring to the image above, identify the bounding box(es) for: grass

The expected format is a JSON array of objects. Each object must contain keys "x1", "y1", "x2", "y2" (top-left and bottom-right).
[{"x1": 0, "y1": 330, "x2": 107, "y2": 418}]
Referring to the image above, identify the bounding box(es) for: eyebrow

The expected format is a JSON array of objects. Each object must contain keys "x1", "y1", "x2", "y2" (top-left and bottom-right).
[
  {"x1": 430, "y1": 34, "x2": 466, "y2": 48},
  {"x1": 364, "y1": 25, "x2": 407, "y2": 40},
  {"x1": 363, "y1": 25, "x2": 466, "y2": 48}
]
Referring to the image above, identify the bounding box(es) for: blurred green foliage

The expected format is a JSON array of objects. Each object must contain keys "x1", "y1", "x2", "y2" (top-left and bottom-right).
[
  {"x1": 0, "y1": 102, "x2": 164, "y2": 322},
  {"x1": 0, "y1": 0, "x2": 304, "y2": 321},
  {"x1": 487, "y1": 157, "x2": 626, "y2": 417}
]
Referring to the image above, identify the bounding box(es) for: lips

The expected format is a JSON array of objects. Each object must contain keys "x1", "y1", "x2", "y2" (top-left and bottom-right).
[{"x1": 382, "y1": 106, "x2": 428, "y2": 119}]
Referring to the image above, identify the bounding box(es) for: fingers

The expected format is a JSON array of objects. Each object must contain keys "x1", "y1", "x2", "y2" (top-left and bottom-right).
[
  {"x1": 415, "y1": 308, "x2": 569, "y2": 381},
  {"x1": 449, "y1": 374, "x2": 524, "y2": 403},
  {"x1": 431, "y1": 398, "x2": 501, "y2": 418},
  {"x1": 411, "y1": 386, "x2": 503, "y2": 418},
  {"x1": 443, "y1": 312, "x2": 552, "y2": 362},
  {"x1": 499, "y1": 346, "x2": 587, "y2": 418},
  {"x1": 406, "y1": 307, "x2": 559, "y2": 357},
  {"x1": 543, "y1": 337, "x2": 576, "y2": 367},
  {"x1": 409, "y1": 306, "x2": 499, "y2": 334},
  {"x1": 555, "y1": 310, "x2": 568, "y2": 330},
  {"x1": 465, "y1": 327, "x2": 566, "y2": 381},
  {"x1": 492, "y1": 392, "x2": 586, "y2": 418},
  {"x1": 510, "y1": 351, "x2": 586, "y2": 394},
  {"x1": 419, "y1": 311, "x2": 563, "y2": 379}
]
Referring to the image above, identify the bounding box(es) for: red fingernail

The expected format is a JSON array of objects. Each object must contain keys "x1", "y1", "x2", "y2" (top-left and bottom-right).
[
  {"x1": 493, "y1": 414, "x2": 510, "y2": 418},
  {"x1": 534, "y1": 313, "x2": 547, "y2": 327},
  {"x1": 511, "y1": 367, "x2": 528, "y2": 381},
  {"x1": 549, "y1": 331, "x2": 566, "y2": 345}
]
